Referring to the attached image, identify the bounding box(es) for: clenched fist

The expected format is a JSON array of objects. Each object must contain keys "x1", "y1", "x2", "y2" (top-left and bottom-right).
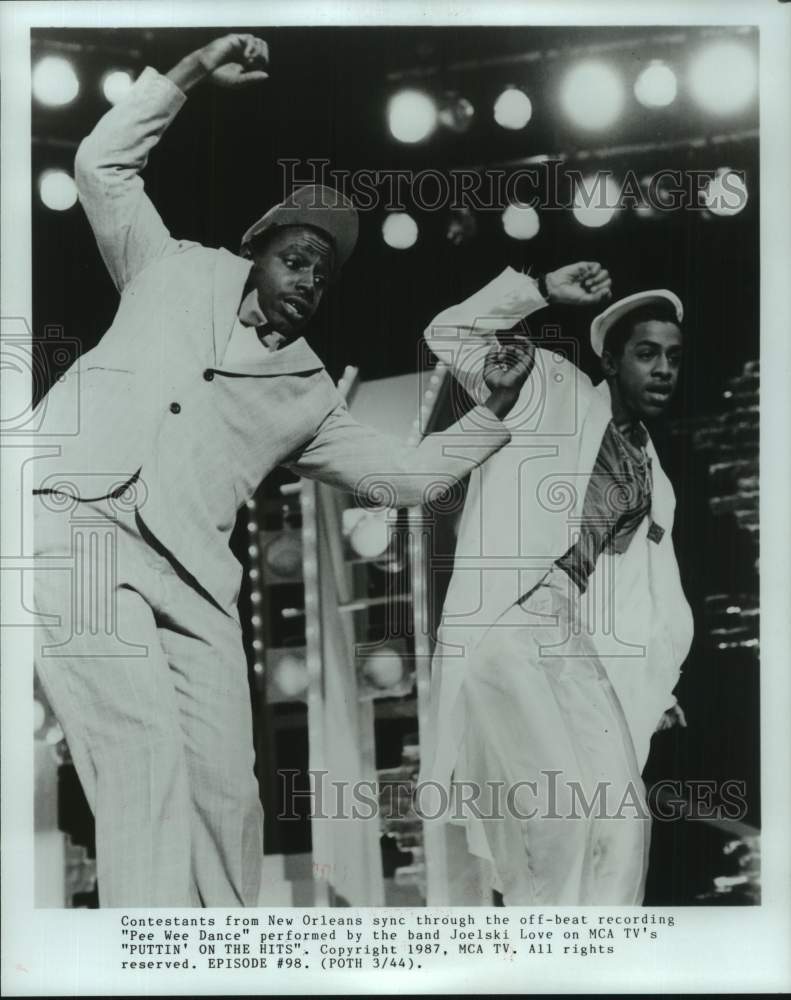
[
  {"x1": 545, "y1": 261, "x2": 612, "y2": 307},
  {"x1": 198, "y1": 34, "x2": 270, "y2": 87},
  {"x1": 167, "y1": 34, "x2": 270, "y2": 93}
]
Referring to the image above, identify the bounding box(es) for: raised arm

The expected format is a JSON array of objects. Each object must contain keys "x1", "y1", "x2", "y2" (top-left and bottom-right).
[
  {"x1": 424, "y1": 263, "x2": 612, "y2": 404},
  {"x1": 285, "y1": 399, "x2": 515, "y2": 509},
  {"x1": 74, "y1": 34, "x2": 269, "y2": 293},
  {"x1": 286, "y1": 336, "x2": 537, "y2": 506}
]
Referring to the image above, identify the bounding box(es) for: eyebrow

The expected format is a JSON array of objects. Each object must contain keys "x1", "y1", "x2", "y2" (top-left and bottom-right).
[{"x1": 633, "y1": 339, "x2": 683, "y2": 350}]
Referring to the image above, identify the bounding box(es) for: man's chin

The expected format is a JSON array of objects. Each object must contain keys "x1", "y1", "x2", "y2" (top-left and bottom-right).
[
  {"x1": 270, "y1": 313, "x2": 304, "y2": 337},
  {"x1": 637, "y1": 398, "x2": 671, "y2": 420}
]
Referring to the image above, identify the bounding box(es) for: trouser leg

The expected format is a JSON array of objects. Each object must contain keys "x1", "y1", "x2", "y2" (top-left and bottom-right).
[
  {"x1": 34, "y1": 498, "x2": 265, "y2": 907},
  {"x1": 33, "y1": 500, "x2": 193, "y2": 906},
  {"x1": 458, "y1": 575, "x2": 649, "y2": 905},
  {"x1": 152, "y1": 562, "x2": 264, "y2": 908}
]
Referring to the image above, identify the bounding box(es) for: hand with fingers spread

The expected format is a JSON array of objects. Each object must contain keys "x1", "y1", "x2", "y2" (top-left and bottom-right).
[
  {"x1": 482, "y1": 333, "x2": 536, "y2": 419},
  {"x1": 545, "y1": 261, "x2": 612, "y2": 307}
]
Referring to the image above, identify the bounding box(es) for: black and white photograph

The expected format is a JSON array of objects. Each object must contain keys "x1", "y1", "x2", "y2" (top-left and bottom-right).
[{"x1": 1, "y1": 1, "x2": 789, "y2": 995}]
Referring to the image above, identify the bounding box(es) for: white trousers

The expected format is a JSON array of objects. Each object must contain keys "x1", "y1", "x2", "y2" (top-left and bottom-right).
[
  {"x1": 454, "y1": 568, "x2": 651, "y2": 905},
  {"x1": 33, "y1": 493, "x2": 263, "y2": 907}
]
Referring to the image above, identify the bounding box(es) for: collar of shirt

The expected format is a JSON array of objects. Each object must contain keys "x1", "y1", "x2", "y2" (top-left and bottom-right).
[
  {"x1": 614, "y1": 418, "x2": 649, "y2": 452},
  {"x1": 594, "y1": 379, "x2": 649, "y2": 452},
  {"x1": 237, "y1": 288, "x2": 286, "y2": 352}
]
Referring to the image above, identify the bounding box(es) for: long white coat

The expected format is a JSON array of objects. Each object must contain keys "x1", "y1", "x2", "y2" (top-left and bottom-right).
[{"x1": 419, "y1": 269, "x2": 694, "y2": 798}]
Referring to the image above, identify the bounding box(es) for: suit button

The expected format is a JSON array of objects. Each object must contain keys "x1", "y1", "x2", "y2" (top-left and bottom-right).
[
  {"x1": 203, "y1": 369, "x2": 215, "y2": 381},
  {"x1": 170, "y1": 402, "x2": 181, "y2": 414}
]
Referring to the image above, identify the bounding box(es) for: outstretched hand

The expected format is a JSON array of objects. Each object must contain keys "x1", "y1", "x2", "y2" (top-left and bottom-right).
[
  {"x1": 198, "y1": 34, "x2": 270, "y2": 88},
  {"x1": 545, "y1": 261, "x2": 612, "y2": 307}
]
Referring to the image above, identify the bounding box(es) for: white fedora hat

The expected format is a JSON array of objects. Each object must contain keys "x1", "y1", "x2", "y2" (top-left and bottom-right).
[{"x1": 590, "y1": 289, "x2": 683, "y2": 357}]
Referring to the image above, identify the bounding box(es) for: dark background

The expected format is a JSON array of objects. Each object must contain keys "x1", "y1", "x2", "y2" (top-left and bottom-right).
[
  {"x1": 33, "y1": 24, "x2": 760, "y2": 905},
  {"x1": 32, "y1": 26, "x2": 758, "y2": 404}
]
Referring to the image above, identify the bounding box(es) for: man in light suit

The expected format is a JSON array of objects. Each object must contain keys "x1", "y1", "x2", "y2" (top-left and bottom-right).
[
  {"x1": 33, "y1": 34, "x2": 603, "y2": 908},
  {"x1": 420, "y1": 269, "x2": 693, "y2": 906}
]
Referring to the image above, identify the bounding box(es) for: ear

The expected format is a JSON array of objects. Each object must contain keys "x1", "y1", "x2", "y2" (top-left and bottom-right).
[{"x1": 600, "y1": 349, "x2": 618, "y2": 379}]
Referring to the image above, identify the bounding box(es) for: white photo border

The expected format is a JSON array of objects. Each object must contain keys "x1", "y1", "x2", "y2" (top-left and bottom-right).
[{"x1": 2, "y1": 0, "x2": 789, "y2": 995}]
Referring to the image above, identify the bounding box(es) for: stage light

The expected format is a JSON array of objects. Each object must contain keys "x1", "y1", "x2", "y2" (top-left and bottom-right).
[
  {"x1": 572, "y1": 173, "x2": 620, "y2": 228},
  {"x1": 382, "y1": 212, "x2": 419, "y2": 250},
  {"x1": 703, "y1": 168, "x2": 748, "y2": 217},
  {"x1": 102, "y1": 69, "x2": 134, "y2": 104},
  {"x1": 32, "y1": 55, "x2": 80, "y2": 106},
  {"x1": 387, "y1": 89, "x2": 438, "y2": 143},
  {"x1": 689, "y1": 40, "x2": 756, "y2": 115},
  {"x1": 264, "y1": 532, "x2": 303, "y2": 578},
  {"x1": 275, "y1": 654, "x2": 309, "y2": 698},
  {"x1": 560, "y1": 61, "x2": 624, "y2": 130},
  {"x1": 634, "y1": 61, "x2": 677, "y2": 108},
  {"x1": 39, "y1": 170, "x2": 78, "y2": 211},
  {"x1": 362, "y1": 647, "x2": 405, "y2": 690},
  {"x1": 494, "y1": 87, "x2": 533, "y2": 130},
  {"x1": 350, "y1": 512, "x2": 391, "y2": 559},
  {"x1": 502, "y1": 203, "x2": 540, "y2": 240},
  {"x1": 438, "y1": 92, "x2": 475, "y2": 133}
]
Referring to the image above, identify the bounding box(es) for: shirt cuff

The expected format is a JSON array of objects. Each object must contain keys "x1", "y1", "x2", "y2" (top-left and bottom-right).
[
  {"x1": 132, "y1": 66, "x2": 189, "y2": 114},
  {"x1": 430, "y1": 266, "x2": 548, "y2": 332}
]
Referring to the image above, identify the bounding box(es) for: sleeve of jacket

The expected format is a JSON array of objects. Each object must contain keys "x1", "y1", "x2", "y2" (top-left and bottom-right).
[
  {"x1": 73, "y1": 66, "x2": 188, "y2": 293},
  {"x1": 285, "y1": 401, "x2": 512, "y2": 508},
  {"x1": 424, "y1": 266, "x2": 549, "y2": 405}
]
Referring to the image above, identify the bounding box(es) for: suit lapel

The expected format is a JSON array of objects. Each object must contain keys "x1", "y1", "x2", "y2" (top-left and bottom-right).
[
  {"x1": 211, "y1": 247, "x2": 326, "y2": 376},
  {"x1": 574, "y1": 380, "x2": 613, "y2": 515}
]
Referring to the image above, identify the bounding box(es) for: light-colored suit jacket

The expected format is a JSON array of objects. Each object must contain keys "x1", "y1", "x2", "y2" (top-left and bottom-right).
[
  {"x1": 34, "y1": 68, "x2": 511, "y2": 613},
  {"x1": 419, "y1": 269, "x2": 694, "y2": 792}
]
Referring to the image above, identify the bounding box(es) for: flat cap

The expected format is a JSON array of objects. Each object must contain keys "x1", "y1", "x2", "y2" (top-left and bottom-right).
[{"x1": 240, "y1": 185, "x2": 358, "y2": 271}]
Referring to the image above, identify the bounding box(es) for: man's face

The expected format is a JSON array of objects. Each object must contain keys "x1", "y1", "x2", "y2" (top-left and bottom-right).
[
  {"x1": 248, "y1": 226, "x2": 335, "y2": 337},
  {"x1": 604, "y1": 319, "x2": 683, "y2": 421}
]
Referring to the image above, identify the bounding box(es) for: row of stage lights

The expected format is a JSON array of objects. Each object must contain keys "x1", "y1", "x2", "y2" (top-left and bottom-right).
[
  {"x1": 34, "y1": 37, "x2": 756, "y2": 127},
  {"x1": 36, "y1": 157, "x2": 750, "y2": 224},
  {"x1": 37, "y1": 164, "x2": 750, "y2": 232},
  {"x1": 33, "y1": 39, "x2": 754, "y2": 233},
  {"x1": 387, "y1": 38, "x2": 757, "y2": 142},
  {"x1": 381, "y1": 166, "x2": 749, "y2": 249},
  {"x1": 33, "y1": 55, "x2": 134, "y2": 108}
]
